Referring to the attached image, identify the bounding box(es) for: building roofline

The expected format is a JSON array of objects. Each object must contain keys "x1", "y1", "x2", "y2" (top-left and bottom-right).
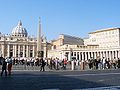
[
  {"x1": 89, "y1": 27, "x2": 120, "y2": 34},
  {"x1": 60, "y1": 34, "x2": 83, "y2": 40}
]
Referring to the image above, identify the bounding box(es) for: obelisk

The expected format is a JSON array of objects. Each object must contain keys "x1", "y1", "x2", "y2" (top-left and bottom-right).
[{"x1": 37, "y1": 17, "x2": 42, "y2": 57}]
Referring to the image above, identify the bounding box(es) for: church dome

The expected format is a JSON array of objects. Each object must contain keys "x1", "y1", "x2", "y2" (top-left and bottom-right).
[{"x1": 11, "y1": 21, "x2": 28, "y2": 37}]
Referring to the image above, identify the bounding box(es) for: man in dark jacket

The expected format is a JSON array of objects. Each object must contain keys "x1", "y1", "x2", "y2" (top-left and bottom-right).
[
  {"x1": 1, "y1": 57, "x2": 7, "y2": 76},
  {"x1": 117, "y1": 58, "x2": 120, "y2": 68},
  {"x1": 40, "y1": 58, "x2": 46, "y2": 72}
]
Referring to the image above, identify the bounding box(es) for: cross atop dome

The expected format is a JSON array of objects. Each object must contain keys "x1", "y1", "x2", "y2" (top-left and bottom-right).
[{"x1": 18, "y1": 20, "x2": 22, "y2": 26}]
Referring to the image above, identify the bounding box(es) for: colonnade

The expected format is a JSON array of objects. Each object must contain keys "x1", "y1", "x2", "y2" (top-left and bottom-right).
[
  {"x1": 1, "y1": 44, "x2": 36, "y2": 58},
  {"x1": 65, "y1": 50, "x2": 120, "y2": 61}
]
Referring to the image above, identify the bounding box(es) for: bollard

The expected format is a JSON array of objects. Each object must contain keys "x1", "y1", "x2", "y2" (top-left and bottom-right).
[
  {"x1": 71, "y1": 60, "x2": 75, "y2": 70},
  {"x1": 80, "y1": 60, "x2": 85, "y2": 70}
]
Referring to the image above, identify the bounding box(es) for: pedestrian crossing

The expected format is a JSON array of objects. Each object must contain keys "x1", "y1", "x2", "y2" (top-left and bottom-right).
[{"x1": 42, "y1": 86, "x2": 120, "y2": 90}]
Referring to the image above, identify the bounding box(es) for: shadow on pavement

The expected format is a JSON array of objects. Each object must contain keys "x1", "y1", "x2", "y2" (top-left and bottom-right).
[{"x1": 0, "y1": 71, "x2": 119, "y2": 90}]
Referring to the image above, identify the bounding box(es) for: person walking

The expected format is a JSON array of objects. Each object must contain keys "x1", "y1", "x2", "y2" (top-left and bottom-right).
[
  {"x1": 102, "y1": 57, "x2": 106, "y2": 69},
  {"x1": 117, "y1": 58, "x2": 120, "y2": 68},
  {"x1": 113, "y1": 57, "x2": 117, "y2": 69},
  {"x1": 7, "y1": 57, "x2": 12, "y2": 76},
  {"x1": 1, "y1": 57, "x2": 7, "y2": 77},
  {"x1": 40, "y1": 58, "x2": 46, "y2": 72}
]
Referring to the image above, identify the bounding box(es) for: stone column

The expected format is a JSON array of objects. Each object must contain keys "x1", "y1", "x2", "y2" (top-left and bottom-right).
[
  {"x1": 82, "y1": 52, "x2": 84, "y2": 60},
  {"x1": 75, "y1": 52, "x2": 77, "y2": 60},
  {"x1": 1, "y1": 45, "x2": 5, "y2": 57},
  {"x1": 109, "y1": 51, "x2": 112, "y2": 60},
  {"x1": 112, "y1": 51, "x2": 114, "y2": 59},
  {"x1": 33, "y1": 45, "x2": 35, "y2": 57},
  {"x1": 115, "y1": 51, "x2": 118, "y2": 59},
  {"x1": 15, "y1": 45, "x2": 17, "y2": 57},
  {"x1": 94, "y1": 52, "x2": 96, "y2": 59},
  {"x1": 103, "y1": 51, "x2": 106, "y2": 58},
  {"x1": 13, "y1": 45, "x2": 15, "y2": 57},
  {"x1": 118, "y1": 50, "x2": 120, "y2": 58},
  {"x1": 7, "y1": 44, "x2": 10, "y2": 57},
  {"x1": 23, "y1": 45, "x2": 25, "y2": 58},
  {"x1": 26, "y1": 45, "x2": 29, "y2": 57},
  {"x1": 91, "y1": 52, "x2": 93, "y2": 58},
  {"x1": 84, "y1": 52, "x2": 87, "y2": 60},
  {"x1": 79, "y1": 52, "x2": 81, "y2": 60},
  {"x1": 97, "y1": 52, "x2": 100, "y2": 58},
  {"x1": 68, "y1": 51, "x2": 71, "y2": 61},
  {"x1": 18, "y1": 45, "x2": 20, "y2": 57},
  {"x1": 44, "y1": 44, "x2": 47, "y2": 58},
  {"x1": 106, "y1": 51, "x2": 108, "y2": 59}
]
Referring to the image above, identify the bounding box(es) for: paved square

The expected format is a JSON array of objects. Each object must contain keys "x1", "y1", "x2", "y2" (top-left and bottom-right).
[{"x1": 0, "y1": 70, "x2": 120, "y2": 90}]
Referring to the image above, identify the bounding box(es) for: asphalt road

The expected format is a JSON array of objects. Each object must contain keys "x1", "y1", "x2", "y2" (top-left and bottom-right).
[{"x1": 0, "y1": 69, "x2": 120, "y2": 90}]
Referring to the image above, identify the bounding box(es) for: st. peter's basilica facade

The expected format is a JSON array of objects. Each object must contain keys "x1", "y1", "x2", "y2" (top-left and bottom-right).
[{"x1": 0, "y1": 21, "x2": 48, "y2": 59}]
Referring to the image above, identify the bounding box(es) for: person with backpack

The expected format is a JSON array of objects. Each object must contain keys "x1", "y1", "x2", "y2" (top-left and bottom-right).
[{"x1": 1, "y1": 57, "x2": 7, "y2": 77}]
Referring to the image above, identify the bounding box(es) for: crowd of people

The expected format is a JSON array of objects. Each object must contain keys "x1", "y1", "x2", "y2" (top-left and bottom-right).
[
  {"x1": 1, "y1": 56, "x2": 120, "y2": 76},
  {"x1": 84, "y1": 57, "x2": 120, "y2": 70},
  {"x1": 11, "y1": 57, "x2": 68, "y2": 70},
  {"x1": 10, "y1": 57, "x2": 68, "y2": 70},
  {"x1": 0, "y1": 57, "x2": 12, "y2": 76},
  {"x1": 0, "y1": 56, "x2": 68, "y2": 76}
]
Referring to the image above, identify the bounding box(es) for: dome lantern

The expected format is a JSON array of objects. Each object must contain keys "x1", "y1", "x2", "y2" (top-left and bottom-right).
[{"x1": 18, "y1": 20, "x2": 22, "y2": 26}]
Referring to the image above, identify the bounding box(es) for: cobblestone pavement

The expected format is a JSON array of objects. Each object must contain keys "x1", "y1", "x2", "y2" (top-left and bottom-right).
[{"x1": 0, "y1": 68, "x2": 120, "y2": 90}]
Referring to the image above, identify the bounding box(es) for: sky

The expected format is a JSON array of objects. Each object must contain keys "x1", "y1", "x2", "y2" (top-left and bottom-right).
[{"x1": 0, "y1": 0, "x2": 120, "y2": 41}]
